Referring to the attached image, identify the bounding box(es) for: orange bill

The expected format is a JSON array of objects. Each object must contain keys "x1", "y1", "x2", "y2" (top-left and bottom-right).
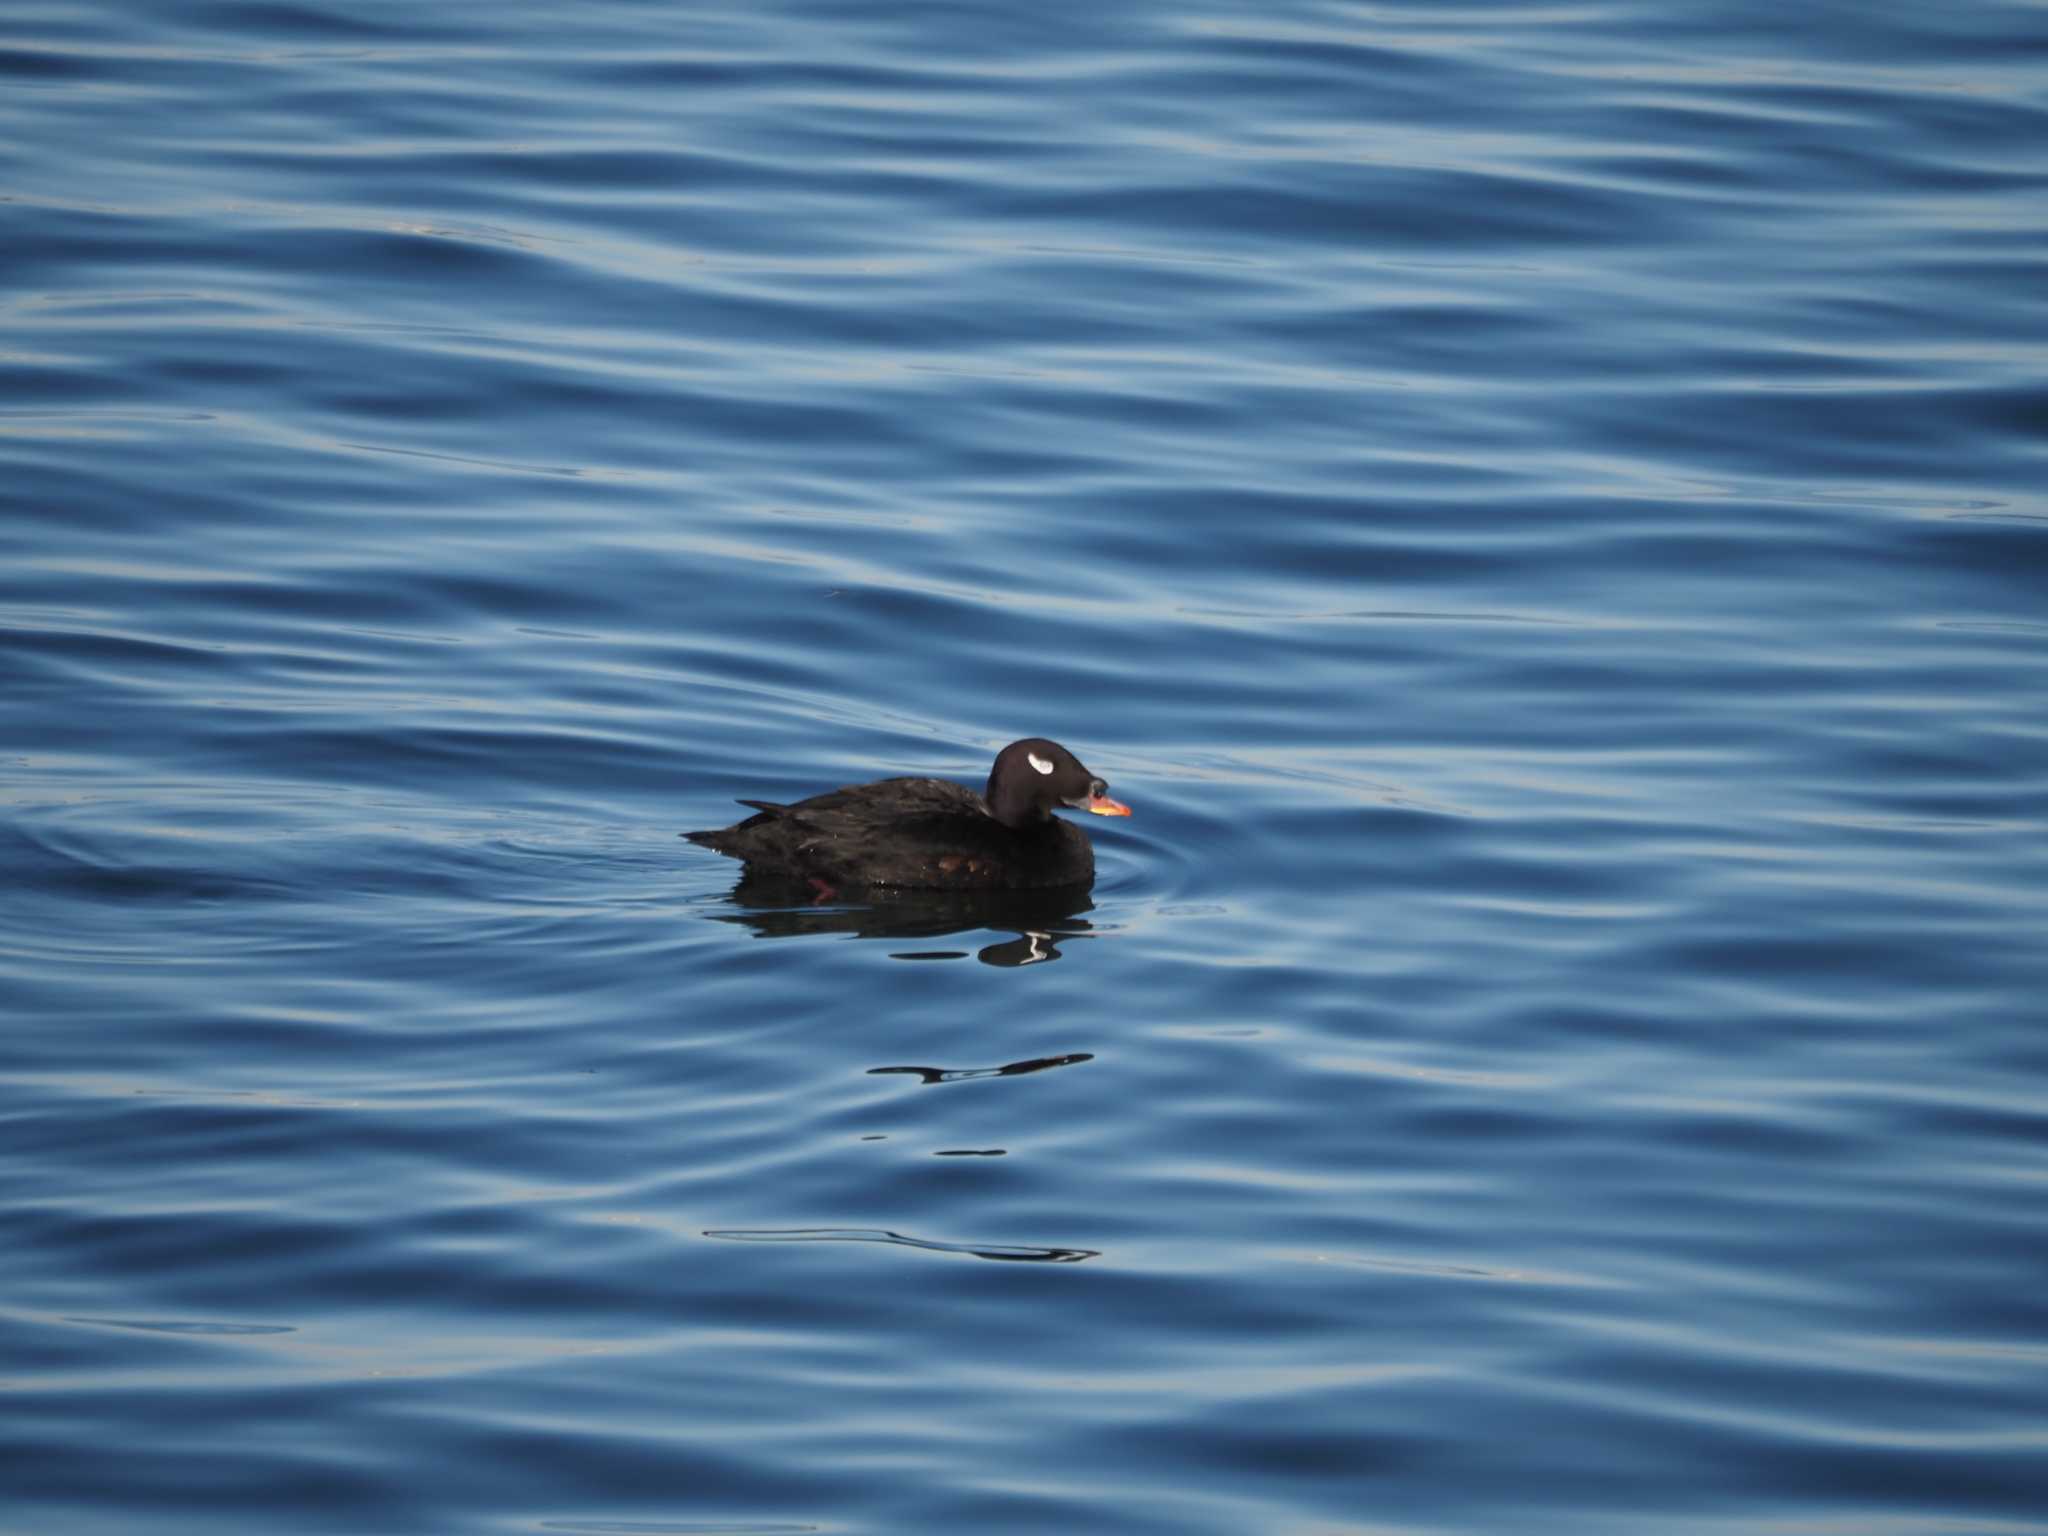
[{"x1": 1086, "y1": 792, "x2": 1131, "y2": 817}]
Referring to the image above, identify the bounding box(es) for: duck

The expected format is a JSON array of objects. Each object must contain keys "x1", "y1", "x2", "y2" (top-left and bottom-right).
[{"x1": 684, "y1": 738, "x2": 1130, "y2": 894}]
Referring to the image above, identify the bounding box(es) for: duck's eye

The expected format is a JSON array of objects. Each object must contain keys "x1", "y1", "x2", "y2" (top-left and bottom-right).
[{"x1": 1028, "y1": 752, "x2": 1054, "y2": 775}]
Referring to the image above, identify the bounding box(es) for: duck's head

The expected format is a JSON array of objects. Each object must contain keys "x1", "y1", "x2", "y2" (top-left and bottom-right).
[{"x1": 985, "y1": 738, "x2": 1131, "y2": 830}]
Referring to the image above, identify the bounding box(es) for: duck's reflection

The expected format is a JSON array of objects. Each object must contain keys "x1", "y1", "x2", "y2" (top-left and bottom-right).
[
  {"x1": 703, "y1": 1227, "x2": 1098, "y2": 1263},
  {"x1": 711, "y1": 873, "x2": 1097, "y2": 967},
  {"x1": 867, "y1": 1052, "x2": 1093, "y2": 1085}
]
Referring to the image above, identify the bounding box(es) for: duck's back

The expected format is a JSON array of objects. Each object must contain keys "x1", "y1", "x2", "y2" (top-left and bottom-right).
[{"x1": 686, "y1": 776, "x2": 1092, "y2": 890}]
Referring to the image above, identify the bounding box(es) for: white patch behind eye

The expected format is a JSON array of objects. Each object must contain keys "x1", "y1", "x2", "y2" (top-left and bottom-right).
[{"x1": 1028, "y1": 752, "x2": 1054, "y2": 775}]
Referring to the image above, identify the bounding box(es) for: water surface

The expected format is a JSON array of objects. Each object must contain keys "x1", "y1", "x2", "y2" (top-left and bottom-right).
[{"x1": 5, "y1": 1, "x2": 2047, "y2": 1531}]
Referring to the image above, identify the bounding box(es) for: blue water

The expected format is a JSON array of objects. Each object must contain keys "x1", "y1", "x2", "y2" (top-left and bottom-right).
[{"x1": 6, "y1": 1, "x2": 2047, "y2": 1530}]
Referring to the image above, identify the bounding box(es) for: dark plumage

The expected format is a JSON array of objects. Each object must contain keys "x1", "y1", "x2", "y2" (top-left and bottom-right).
[{"x1": 683, "y1": 738, "x2": 1131, "y2": 893}]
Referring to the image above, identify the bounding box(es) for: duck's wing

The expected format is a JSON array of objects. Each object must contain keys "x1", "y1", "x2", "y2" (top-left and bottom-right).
[{"x1": 683, "y1": 778, "x2": 985, "y2": 875}]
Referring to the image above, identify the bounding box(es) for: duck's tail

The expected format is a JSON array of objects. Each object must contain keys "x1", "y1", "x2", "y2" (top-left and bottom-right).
[{"x1": 682, "y1": 800, "x2": 790, "y2": 848}]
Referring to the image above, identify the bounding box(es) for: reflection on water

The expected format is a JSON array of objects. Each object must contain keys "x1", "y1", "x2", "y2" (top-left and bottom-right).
[
  {"x1": 65, "y1": 1317, "x2": 298, "y2": 1337},
  {"x1": 540, "y1": 1523, "x2": 820, "y2": 1535},
  {"x1": 867, "y1": 1053, "x2": 1095, "y2": 1086},
  {"x1": 702, "y1": 1228, "x2": 1100, "y2": 1264},
  {"x1": 710, "y1": 875, "x2": 1097, "y2": 967}
]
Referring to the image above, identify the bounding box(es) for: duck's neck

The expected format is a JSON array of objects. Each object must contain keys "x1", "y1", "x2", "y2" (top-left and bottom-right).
[{"x1": 983, "y1": 786, "x2": 1052, "y2": 831}]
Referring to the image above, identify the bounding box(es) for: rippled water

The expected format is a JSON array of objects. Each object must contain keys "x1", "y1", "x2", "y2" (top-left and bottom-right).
[{"x1": 6, "y1": 2, "x2": 2047, "y2": 1531}]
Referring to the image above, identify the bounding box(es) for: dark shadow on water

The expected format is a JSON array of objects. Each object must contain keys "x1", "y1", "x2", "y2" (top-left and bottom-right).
[
  {"x1": 703, "y1": 1227, "x2": 1099, "y2": 1263},
  {"x1": 868, "y1": 1052, "x2": 1094, "y2": 1086},
  {"x1": 541, "y1": 1522, "x2": 818, "y2": 1534},
  {"x1": 710, "y1": 874, "x2": 1097, "y2": 967}
]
